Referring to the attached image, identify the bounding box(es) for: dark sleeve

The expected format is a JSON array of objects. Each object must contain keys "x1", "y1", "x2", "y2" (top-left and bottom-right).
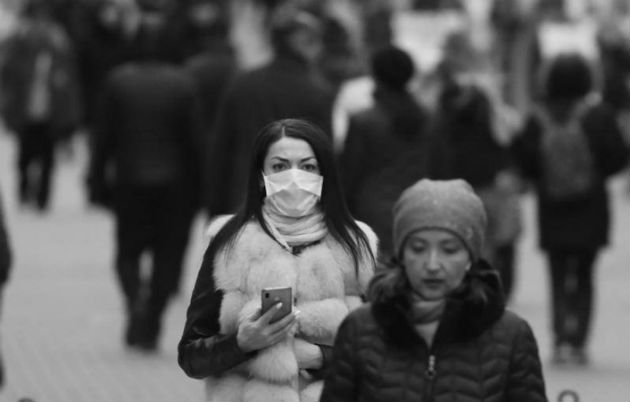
[
  {"x1": 505, "y1": 319, "x2": 548, "y2": 402},
  {"x1": 203, "y1": 86, "x2": 236, "y2": 216},
  {"x1": 181, "y1": 80, "x2": 204, "y2": 209},
  {"x1": 509, "y1": 116, "x2": 542, "y2": 181},
  {"x1": 320, "y1": 315, "x2": 359, "y2": 402},
  {"x1": 339, "y1": 116, "x2": 367, "y2": 212},
  {"x1": 317, "y1": 87, "x2": 336, "y2": 138},
  {"x1": 0, "y1": 35, "x2": 22, "y2": 130},
  {"x1": 177, "y1": 239, "x2": 255, "y2": 379},
  {"x1": 0, "y1": 193, "x2": 12, "y2": 286},
  {"x1": 587, "y1": 106, "x2": 630, "y2": 178},
  {"x1": 425, "y1": 112, "x2": 455, "y2": 180},
  {"x1": 86, "y1": 75, "x2": 116, "y2": 208}
]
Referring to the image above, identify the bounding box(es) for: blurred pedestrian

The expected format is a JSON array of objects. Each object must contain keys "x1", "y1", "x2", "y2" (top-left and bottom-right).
[
  {"x1": 74, "y1": 0, "x2": 136, "y2": 130},
  {"x1": 490, "y1": 0, "x2": 542, "y2": 114},
  {"x1": 340, "y1": 45, "x2": 434, "y2": 262},
  {"x1": 596, "y1": 14, "x2": 630, "y2": 190},
  {"x1": 178, "y1": 118, "x2": 377, "y2": 402},
  {"x1": 184, "y1": 14, "x2": 237, "y2": 141},
  {"x1": 320, "y1": 179, "x2": 547, "y2": 402},
  {"x1": 431, "y1": 30, "x2": 523, "y2": 301},
  {"x1": 0, "y1": 188, "x2": 12, "y2": 388},
  {"x1": 204, "y1": 9, "x2": 335, "y2": 216},
  {"x1": 0, "y1": 0, "x2": 81, "y2": 211},
  {"x1": 511, "y1": 53, "x2": 630, "y2": 364},
  {"x1": 87, "y1": 15, "x2": 203, "y2": 351}
]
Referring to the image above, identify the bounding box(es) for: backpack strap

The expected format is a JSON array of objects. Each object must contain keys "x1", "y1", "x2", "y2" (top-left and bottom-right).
[{"x1": 536, "y1": 93, "x2": 600, "y2": 132}]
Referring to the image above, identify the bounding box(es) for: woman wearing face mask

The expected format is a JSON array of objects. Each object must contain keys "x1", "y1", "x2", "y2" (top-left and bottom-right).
[
  {"x1": 178, "y1": 118, "x2": 377, "y2": 402},
  {"x1": 320, "y1": 179, "x2": 547, "y2": 402}
]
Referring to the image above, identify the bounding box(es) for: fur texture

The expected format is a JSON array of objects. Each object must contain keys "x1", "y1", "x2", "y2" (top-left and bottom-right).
[{"x1": 206, "y1": 219, "x2": 377, "y2": 401}]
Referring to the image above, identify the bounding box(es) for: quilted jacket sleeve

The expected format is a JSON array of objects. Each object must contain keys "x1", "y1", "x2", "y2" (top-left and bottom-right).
[
  {"x1": 506, "y1": 318, "x2": 548, "y2": 402},
  {"x1": 320, "y1": 313, "x2": 360, "y2": 402}
]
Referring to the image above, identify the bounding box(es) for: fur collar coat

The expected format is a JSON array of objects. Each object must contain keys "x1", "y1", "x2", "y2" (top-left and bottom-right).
[{"x1": 183, "y1": 216, "x2": 377, "y2": 402}]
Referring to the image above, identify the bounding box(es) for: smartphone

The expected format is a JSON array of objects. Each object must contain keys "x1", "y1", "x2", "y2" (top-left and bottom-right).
[{"x1": 261, "y1": 287, "x2": 292, "y2": 324}]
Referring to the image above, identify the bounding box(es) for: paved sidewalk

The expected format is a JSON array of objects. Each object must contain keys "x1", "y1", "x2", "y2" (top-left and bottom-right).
[{"x1": 0, "y1": 133, "x2": 628, "y2": 402}]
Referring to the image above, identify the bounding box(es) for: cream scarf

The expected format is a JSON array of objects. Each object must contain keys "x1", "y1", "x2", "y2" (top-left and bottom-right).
[{"x1": 262, "y1": 200, "x2": 328, "y2": 251}]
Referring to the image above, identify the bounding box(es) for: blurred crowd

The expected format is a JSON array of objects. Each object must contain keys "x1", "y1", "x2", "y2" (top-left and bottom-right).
[{"x1": 0, "y1": 0, "x2": 629, "y2": 388}]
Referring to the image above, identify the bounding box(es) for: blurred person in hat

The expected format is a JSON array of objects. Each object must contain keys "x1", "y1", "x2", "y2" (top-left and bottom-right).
[{"x1": 320, "y1": 179, "x2": 547, "y2": 402}]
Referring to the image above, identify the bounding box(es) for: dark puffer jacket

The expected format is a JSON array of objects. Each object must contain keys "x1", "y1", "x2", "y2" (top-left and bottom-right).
[{"x1": 320, "y1": 262, "x2": 547, "y2": 402}]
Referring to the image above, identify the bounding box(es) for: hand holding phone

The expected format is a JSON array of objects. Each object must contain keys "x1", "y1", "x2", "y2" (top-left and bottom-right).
[
  {"x1": 236, "y1": 287, "x2": 296, "y2": 353},
  {"x1": 261, "y1": 287, "x2": 292, "y2": 324}
]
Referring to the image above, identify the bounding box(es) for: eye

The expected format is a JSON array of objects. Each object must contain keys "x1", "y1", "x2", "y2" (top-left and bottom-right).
[
  {"x1": 271, "y1": 163, "x2": 287, "y2": 172},
  {"x1": 407, "y1": 240, "x2": 426, "y2": 254},
  {"x1": 441, "y1": 241, "x2": 464, "y2": 255},
  {"x1": 301, "y1": 163, "x2": 319, "y2": 173}
]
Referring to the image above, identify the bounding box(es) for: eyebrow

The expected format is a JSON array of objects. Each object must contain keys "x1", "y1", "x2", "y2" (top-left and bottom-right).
[{"x1": 270, "y1": 156, "x2": 317, "y2": 162}]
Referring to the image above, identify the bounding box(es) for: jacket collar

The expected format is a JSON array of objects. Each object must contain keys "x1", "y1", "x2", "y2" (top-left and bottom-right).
[{"x1": 371, "y1": 259, "x2": 506, "y2": 348}]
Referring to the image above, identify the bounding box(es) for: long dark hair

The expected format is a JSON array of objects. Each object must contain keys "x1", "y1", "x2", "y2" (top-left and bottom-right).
[{"x1": 211, "y1": 118, "x2": 375, "y2": 272}]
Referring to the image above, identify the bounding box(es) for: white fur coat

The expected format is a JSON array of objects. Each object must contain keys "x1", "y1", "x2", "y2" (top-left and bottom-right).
[{"x1": 204, "y1": 217, "x2": 377, "y2": 402}]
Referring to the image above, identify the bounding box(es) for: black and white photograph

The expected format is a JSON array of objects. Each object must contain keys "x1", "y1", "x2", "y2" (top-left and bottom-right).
[{"x1": 0, "y1": 0, "x2": 628, "y2": 401}]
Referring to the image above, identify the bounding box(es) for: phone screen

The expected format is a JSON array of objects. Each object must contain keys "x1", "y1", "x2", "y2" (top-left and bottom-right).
[{"x1": 261, "y1": 287, "x2": 292, "y2": 323}]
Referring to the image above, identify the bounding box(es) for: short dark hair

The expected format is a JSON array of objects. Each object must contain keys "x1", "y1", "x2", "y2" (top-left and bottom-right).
[
  {"x1": 371, "y1": 45, "x2": 416, "y2": 90},
  {"x1": 212, "y1": 118, "x2": 374, "y2": 273},
  {"x1": 542, "y1": 53, "x2": 594, "y2": 101}
]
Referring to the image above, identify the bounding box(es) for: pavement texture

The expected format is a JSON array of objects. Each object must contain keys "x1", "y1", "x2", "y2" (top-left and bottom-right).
[{"x1": 0, "y1": 131, "x2": 628, "y2": 401}]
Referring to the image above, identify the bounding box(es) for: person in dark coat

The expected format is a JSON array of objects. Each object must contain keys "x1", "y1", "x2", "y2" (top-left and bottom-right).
[
  {"x1": 0, "y1": 189, "x2": 12, "y2": 388},
  {"x1": 204, "y1": 9, "x2": 335, "y2": 216},
  {"x1": 184, "y1": 16, "x2": 237, "y2": 142},
  {"x1": 0, "y1": 0, "x2": 81, "y2": 211},
  {"x1": 431, "y1": 30, "x2": 522, "y2": 301},
  {"x1": 87, "y1": 16, "x2": 203, "y2": 351},
  {"x1": 340, "y1": 45, "x2": 433, "y2": 261},
  {"x1": 511, "y1": 53, "x2": 630, "y2": 365},
  {"x1": 73, "y1": 0, "x2": 135, "y2": 130},
  {"x1": 320, "y1": 179, "x2": 547, "y2": 402}
]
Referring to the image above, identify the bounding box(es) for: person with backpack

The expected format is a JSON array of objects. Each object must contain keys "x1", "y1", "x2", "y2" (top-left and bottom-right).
[{"x1": 510, "y1": 52, "x2": 630, "y2": 365}]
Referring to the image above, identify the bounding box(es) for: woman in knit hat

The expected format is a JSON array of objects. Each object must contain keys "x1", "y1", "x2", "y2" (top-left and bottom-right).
[{"x1": 321, "y1": 179, "x2": 547, "y2": 402}]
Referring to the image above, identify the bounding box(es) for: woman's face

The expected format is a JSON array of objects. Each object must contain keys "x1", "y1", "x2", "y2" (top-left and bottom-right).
[
  {"x1": 263, "y1": 136, "x2": 320, "y2": 176},
  {"x1": 402, "y1": 229, "x2": 471, "y2": 301}
]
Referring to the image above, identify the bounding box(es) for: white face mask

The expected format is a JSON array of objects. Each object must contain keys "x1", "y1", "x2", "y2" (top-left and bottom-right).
[{"x1": 263, "y1": 169, "x2": 323, "y2": 217}]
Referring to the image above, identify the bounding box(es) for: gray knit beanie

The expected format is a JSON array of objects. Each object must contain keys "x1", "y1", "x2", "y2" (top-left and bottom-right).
[{"x1": 392, "y1": 179, "x2": 487, "y2": 261}]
